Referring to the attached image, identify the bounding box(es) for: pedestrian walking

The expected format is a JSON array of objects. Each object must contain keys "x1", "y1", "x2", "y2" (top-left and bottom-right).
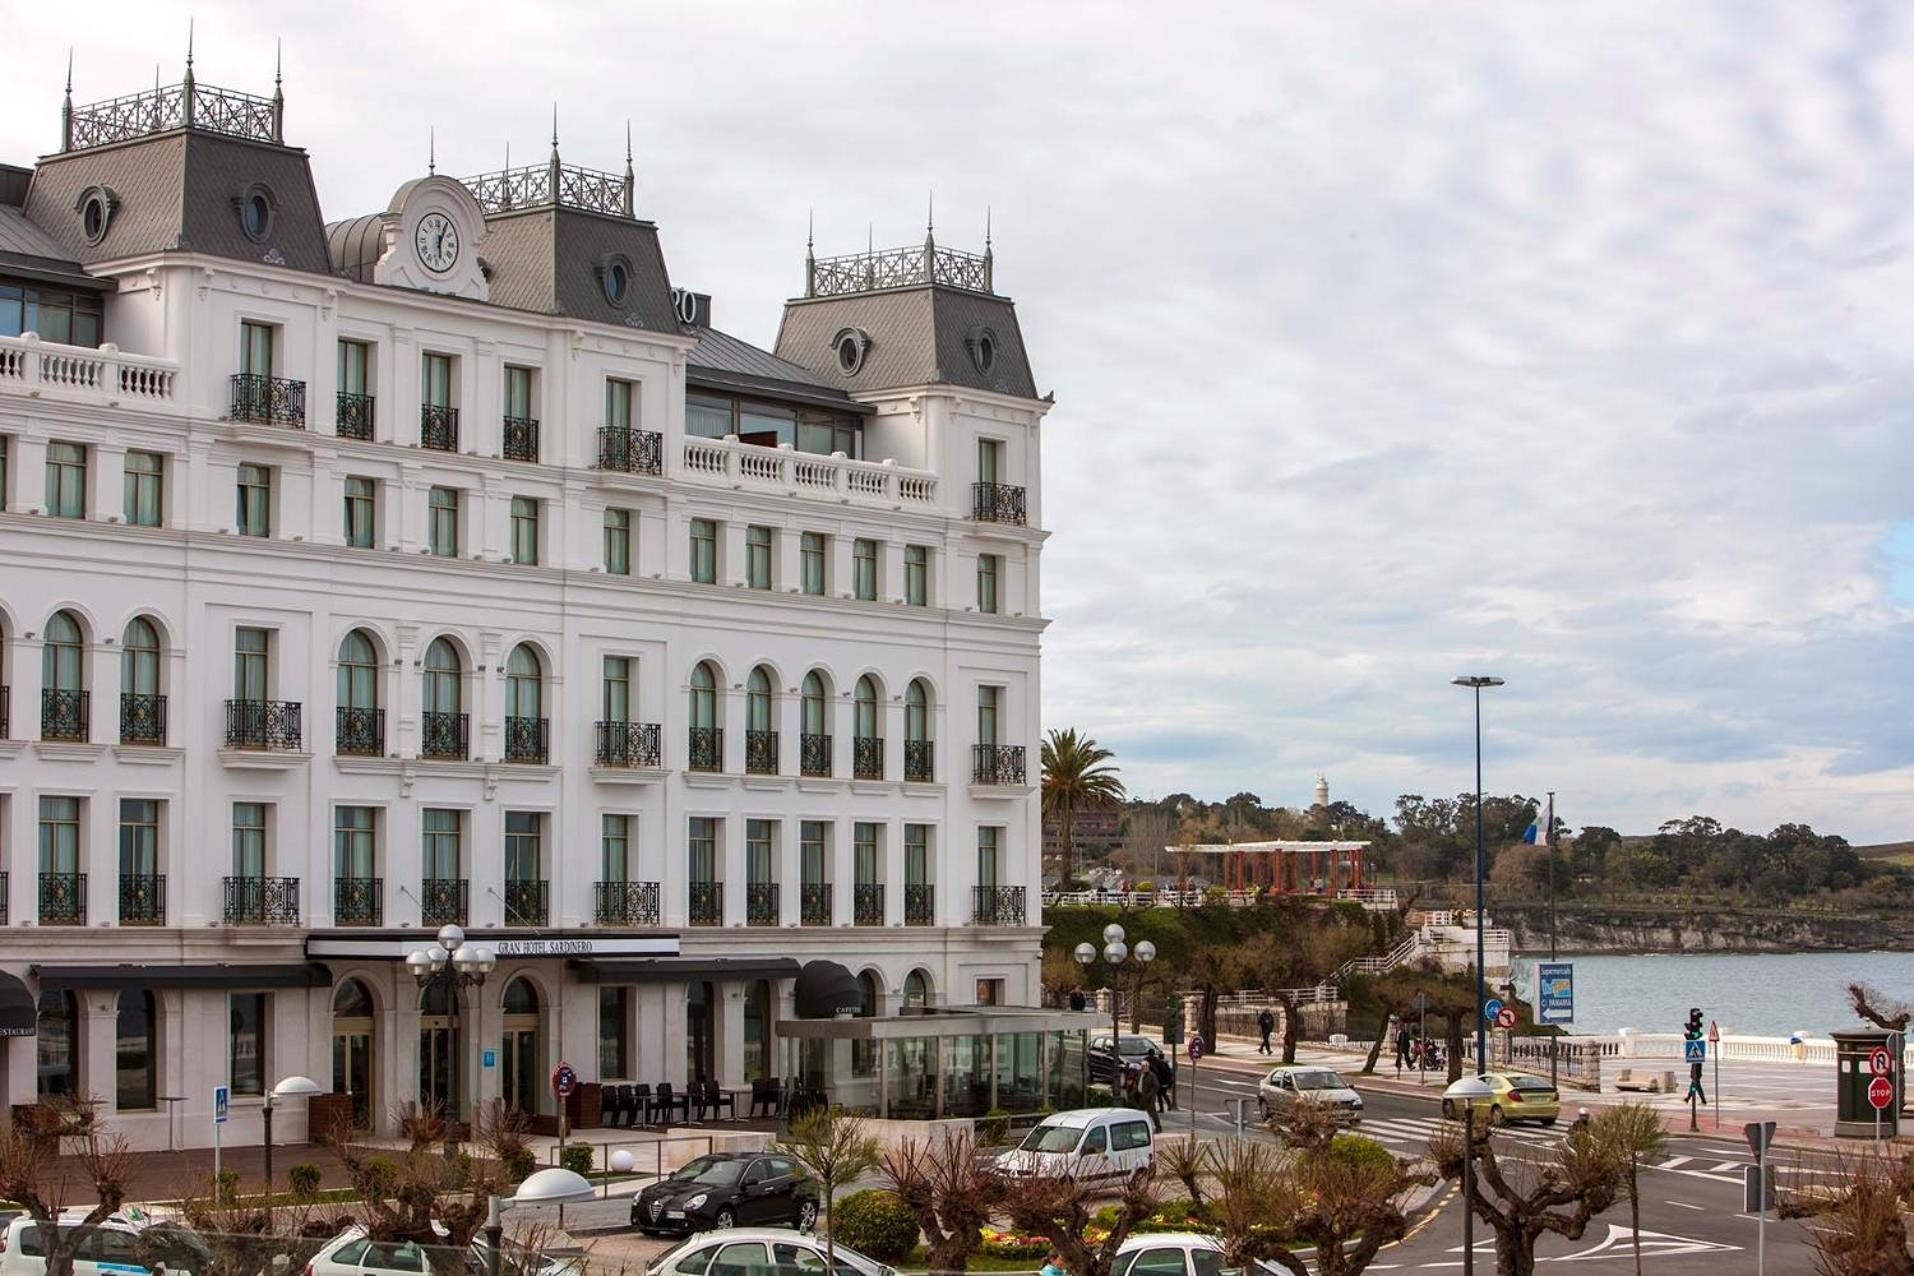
[
  {"x1": 1394, "y1": 1020, "x2": 1412, "y2": 1073},
  {"x1": 1257, "y1": 1007, "x2": 1276, "y2": 1055},
  {"x1": 1136, "y1": 1059, "x2": 1162, "y2": 1131},
  {"x1": 1068, "y1": 986, "x2": 1087, "y2": 1012},
  {"x1": 1150, "y1": 1051, "x2": 1176, "y2": 1110}
]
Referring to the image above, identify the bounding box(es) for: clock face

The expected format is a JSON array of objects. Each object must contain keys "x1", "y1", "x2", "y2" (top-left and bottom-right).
[{"x1": 415, "y1": 212, "x2": 460, "y2": 274}]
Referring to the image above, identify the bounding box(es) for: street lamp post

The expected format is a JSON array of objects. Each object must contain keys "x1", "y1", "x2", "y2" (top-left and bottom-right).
[
  {"x1": 483, "y1": 1167, "x2": 595, "y2": 1276},
  {"x1": 1445, "y1": 1074, "x2": 1494, "y2": 1276},
  {"x1": 406, "y1": 924, "x2": 496, "y2": 1150},
  {"x1": 1452, "y1": 675, "x2": 1503, "y2": 1075},
  {"x1": 262, "y1": 1074, "x2": 323, "y2": 1195},
  {"x1": 1073, "y1": 924, "x2": 1157, "y2": 1042}
]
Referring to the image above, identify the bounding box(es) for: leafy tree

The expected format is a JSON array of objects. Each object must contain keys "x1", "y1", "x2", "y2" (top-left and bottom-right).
[
  {"x1": 1600, "y1": 1102, "x2": 1666, "y2": 1276},
  {"x1": 1041, "y1": 728, "x2": 1126, "y2": 881},
  {"x1": 773, "y1": 1107, "x2": 883, "y2": 1269}
]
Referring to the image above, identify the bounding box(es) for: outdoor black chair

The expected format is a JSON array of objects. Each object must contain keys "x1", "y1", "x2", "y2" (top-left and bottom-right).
[
  {"x1": 647, "y1": 1081, "x2": 690, "y2": 1126},
  {"x1": 599, "y1": 1084, "x2": 625, "y2": 1127},
  {"x1": 627, "y1": 1083, "x2": 651, "y2": 1127},
  {"x1": 750, "y1": 1076, "x2": 782, "y2": 1118},
  {"x1": 699, "y1": 1079, "x2": 737, "y2": 1121}
]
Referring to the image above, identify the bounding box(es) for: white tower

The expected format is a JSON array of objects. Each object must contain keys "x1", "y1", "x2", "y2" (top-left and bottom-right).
[{"x1": 1314, "y1": 772, "x2": 1330, "y2": 809}]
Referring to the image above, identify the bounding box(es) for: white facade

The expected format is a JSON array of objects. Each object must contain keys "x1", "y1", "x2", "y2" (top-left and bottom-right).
[{"x1": 0, "y1": 108, "x2": 1050, "y2": 1149}]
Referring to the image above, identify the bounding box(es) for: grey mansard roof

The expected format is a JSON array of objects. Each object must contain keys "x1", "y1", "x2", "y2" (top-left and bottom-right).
[
  {"x1": 686, "y1": 323, "x2": 867, "y2": 411},
  {"x1": 774, "y1": 284, "x2": 1039, "y2": 400}
]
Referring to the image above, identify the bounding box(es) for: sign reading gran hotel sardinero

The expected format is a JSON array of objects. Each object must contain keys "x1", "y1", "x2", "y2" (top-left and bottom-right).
[{"x1": 306, "y1": 933, "x2": 681, "y2": 961}]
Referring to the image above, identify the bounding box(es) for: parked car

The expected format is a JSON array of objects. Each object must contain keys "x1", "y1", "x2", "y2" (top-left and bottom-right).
[
  {"x1": 0, "y1": 1209, "x2": 212, "y2": 1276},
  {"x1": 994, "y1": 1107, "x2": 1155, "y2": 1183},
  {"x1": 306, "y1": 1224, "x2": 580, "y2": 1276},
  {"x1": 645, "y1": 1229, "x2": 893, "y2": 1276},
  {"x1": 1441, "y1": 1071, "x2": 1561, "y2": 1127},
  {"x1": 1113, "y1": 1232, "x2": 1289, "y2": 1276},
  {"x1": 1256, "y1": 1065, "x2": 1364, "y2": 1126},
  {"x1": 1087, "y1": 1033, "x2": 1165, "y2": 1084},
  {"x1": 631, "y1": 1153, "x2": 818, "y2": 1236}
]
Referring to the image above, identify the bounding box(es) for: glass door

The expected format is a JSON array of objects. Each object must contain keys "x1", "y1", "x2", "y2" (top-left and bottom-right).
[{"x1": 333, "y1": 1031, "x2": 371, "y2": 1129}]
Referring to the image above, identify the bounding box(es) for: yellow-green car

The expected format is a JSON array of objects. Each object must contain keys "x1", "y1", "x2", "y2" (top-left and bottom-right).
[{"x1": 1441, "y1": 1072, "x2": 1561, "y2": 1126}]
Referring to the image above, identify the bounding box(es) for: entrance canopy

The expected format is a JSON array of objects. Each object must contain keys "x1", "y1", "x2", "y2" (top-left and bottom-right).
[
  {"x1": 0, "y1": 970, "x2": 34, "y2": 1037},
  {"x1": 571, "y1": 956, "x2": 798, "y2": 984},
  {"x1": 793, "y1": 960, "x2": 862, "y2": 1018},
  {"x1": 35, "y1": 963, "x2": 330, "y2": 991}
]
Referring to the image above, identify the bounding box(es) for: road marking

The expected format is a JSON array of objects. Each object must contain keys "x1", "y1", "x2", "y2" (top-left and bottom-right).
[
  {"x1": 1658, "y1": 1155, "x2": 1693, "y2": 1169},
  {"x1": 1666, "y1": 1199, "x2": 1705, "y2": 1211},
  {"x1": 1708, "y1": 1160, "x2": 1743, "y2": 1173}
]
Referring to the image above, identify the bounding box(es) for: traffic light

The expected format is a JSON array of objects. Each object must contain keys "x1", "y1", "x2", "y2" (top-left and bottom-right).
[
  {"x1": 1684, "y1": 1008, "x2": 1704, "y2": 1042},
  {"x1": 1684, "y1": 1007, "x2": 1707, "y2": 1106}
]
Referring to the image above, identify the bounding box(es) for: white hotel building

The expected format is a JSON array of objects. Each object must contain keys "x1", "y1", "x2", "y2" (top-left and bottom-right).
[{"x1": 0, "y1": 61, "x2": 1086, "y2": 1149}]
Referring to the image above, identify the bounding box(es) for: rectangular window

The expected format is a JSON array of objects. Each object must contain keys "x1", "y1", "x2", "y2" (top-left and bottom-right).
[
  {"x1": 422, "y1": 809, "x2": 461, "y2": 879},
  {"x1": 338, "y1": 339, "x2": 369, "y2": 394},
  {"x1": 689, "y1": 518, "x2": 717, "y2": 584},
  {"x1": 601, "y1": 814, "x2": 629, "y2": 881},
  {"x1": 746, "y1": 526, "x2": 772, "y2": 590},
  {"x1": 505, "y1": 811, "x2": 541, "y2": 882},
  {"x1": 977, "y1": 826, "x2": 1001, "y2": 888},
  {"x1": 504, "y1": 366, "x2": 535, "y2": 420},
  {"x1": 905, "y1": 545, "x2": 929, "y2": 606},
  {"x1": 854, "y1": 823, "x2": 880, "y2": 886},
  {"x1": 119, "y1": 798, "x2": 159, "y2": 876},
  {"x1": 0, "y1": 436, "x2": 9, "y2": 508},
  {"x1": 240, "y1": 320, "x2": 274, "y2": 378},
  {"x1": 0, "y1": 283, "x2": 102, "y2": 346},
  {"x1": 800, "y1": 821, "x2": 828, "y2": 886},
  {"x1": 234, "y1": 627, "x2": 270, "y2": 701},
  {"x1": 421, "y1": 353, "x2": 453, "y2": 407},
  {"x1": 46, "y1": 442, "x2": 86, "y2": 519},
  {"x1": 746, "y1": 820, "x2": 775, "y2": 885},
  {"x1": 229, "y1": 993, "x2": 267, "y2": 1096},
  {"x1": 123, "y1": 451, "x2": 163, "y2": 527},
  {"x1": 976, "y1": 979, "x2": 1004, "y2": 1007},
  {"x1": 978, "y1": 685, "x2": 1001, "y2": 747},
  {"x1": 235, "y1": 463, "x2": 272, "y2": 537},
  {"x1": 853, "y1": 539, "x2": 879, "y2": 601},
  {"x1": 604, "y1": 507, "x2": 632, "y2": 575},
  {"x1": 904, "y1": 825, "x2": 931, "y2": 887},
  {"x1": 686, "y1": 393, "x2": 733, "y2": 439},
  {"x1": 344, "y1": 476, "x2": 377, "y2": 548},
  {"x1": 688, "y1": 817, "x2": 718, "y2": 884},
  {"x1": 978, "y1": 438, "x2": 1002, "y2": 486},
  {"x1": 509, "y1": 496, "x2": 539, "y2": 565},
  {"x1": 599, "y1": 986, "x2": 631, "y2": 1080},
  {"x1": 800, "y1": 532, "x2": 827, "y2": 596},
  {"x1": 602, "y1": 656, "x2": 631, "y2": 722},
  {"x1": 39, "y1": 796, "x2": 81, "y2": 874},
  {"x1": 605, "y1": 379, "x2": 635, "y2": 429},
  {"x1": 427, "y1": 487, "x2": 459, "y2": 557},
  {"x1": 977, "y1": 554, "x2": 1000, "y2": 614},
  {"x1": 335, "y1": 806, "x2": 376, "y2": 878},
  {"x1": 232, "y1": 802, "x2": 267, "y2": 878}
]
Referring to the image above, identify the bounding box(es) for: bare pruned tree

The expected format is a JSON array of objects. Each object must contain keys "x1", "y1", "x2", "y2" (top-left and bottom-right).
[
  {"x1": 880, "y1": 1128, "x2": 1004, "y2": 1273},
  {"x1": 1779, "y1": 1146, "x2": 1914, "y2": 1274},
  {"x1": 1849, "y1": 982, "x2": 1912, "y2": 1032},
  {"x1": 1002, "y1": 1167, "x2": 1159, "y2": 1276},
  {"x1": 0, "y1": 1097, "x2": 133, "y2": 1276}
]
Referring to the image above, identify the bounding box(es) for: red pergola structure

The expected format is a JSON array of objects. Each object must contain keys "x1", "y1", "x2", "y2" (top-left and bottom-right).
[{"x1": 1170, "y1": 840, "x2": 1372, "y2": 895}]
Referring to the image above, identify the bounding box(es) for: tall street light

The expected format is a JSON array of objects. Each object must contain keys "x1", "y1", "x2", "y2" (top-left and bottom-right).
[
  {"x1": 1444, "y1": 1074, "x2": 1494, "y2": 1276},
  {"x1": 405, "y1": 924, "x2": 496, "y2": 1148},
  {"x1": 262, "y1": 1074, "x2": 323, "y2": 1193},
  {"x1": 1073, "y1": 923, "x2": 1156, "y2": 1043},
  {"x1": 1452, "y1": 675, "x2": 1503, "y2": 1075},
  {"x1": 484, "y1": 1166, "x2": 595, "y2": 1276}
]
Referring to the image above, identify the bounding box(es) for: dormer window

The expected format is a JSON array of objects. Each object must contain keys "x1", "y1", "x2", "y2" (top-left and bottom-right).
[
  {"x1": 235, "y1": 184, "x2": 279, "y2": 243},
  {"x1": 965, "y1": 324, "x2": 999, "y2": 376},
  {"x1": 833, "y1": 327, "x2": 871, "y2": 376},
  {"x1": 595, "y1": 253, "x2": 635, "y2": 309},
  {"x1": 74, "y1": 185, "x2": 118, "y2": 246}
]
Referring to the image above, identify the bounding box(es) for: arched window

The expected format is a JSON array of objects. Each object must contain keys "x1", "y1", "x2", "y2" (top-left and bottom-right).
[
  {"x1": 37, "y1": 990, "x2": 78, "y2": 1099},
  {"x1": 337, "y1": 630, "x2": 379, "y2": 711},
  {"x1": 332, "y1": 979, "x2": 375, "y2": 1128},
  {"x1": 746, "y1": 667, "x2": 774, "y2": 733},
  {"x1": 851, "y1": 970, "x2": 882, "y2": 1076},
  {"x1": 689, "y1": 662, "x2": 718, "y2": 729},
  {"x1": 502, "y1": 977, "x2": 541, "y2": 1114},
  {"x1": 906, "y1": 679, "x2": 930, "y2": 743},
  {"x1": 801, "y1": 672, "x2": 828, "y2": 738},
  {"x1": 855, "y1": 676, "x2": 880, "y2": 741},
  {"x1": 502, "y1": 977, "x2": 540, "y2": 1015},
  {"x1": 115, "y1": 990, "x2": 155, "y2": 1111},
  {"x1": 333, "y1": 978, "x2": 374, "y2": 1017},
  {"x1": 903, "y1": 969, "x2": 930, "y2": 1010},
  {"x1": 423, "y1": 639, "x2": 462, "y2": 714},
  {"x1": 43, "y1": 612, "x2": 86, "y2": 741},
  {"x1": 506, "y1": 645, "x2": 543, "y2": 720},
  {"x1": 121, "y1": 617, "x2": 160, "y2": 696}
]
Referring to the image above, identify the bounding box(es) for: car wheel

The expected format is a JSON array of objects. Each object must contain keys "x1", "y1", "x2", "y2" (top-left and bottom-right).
[
  {"x1": 716, "y1": 1209, "x2": 736, "y2": 1231},
  {"x1": 1441, "y1": 1098, "x2": 1455, "y2": 1119},
  {"x1": 796, "y1": 1199, "x2": 818, "y2": 1232}
]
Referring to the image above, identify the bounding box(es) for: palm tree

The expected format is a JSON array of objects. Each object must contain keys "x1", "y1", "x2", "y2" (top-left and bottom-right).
[{"x1": 1041, "y1": 728, "x2": 1125, "y2": 885}]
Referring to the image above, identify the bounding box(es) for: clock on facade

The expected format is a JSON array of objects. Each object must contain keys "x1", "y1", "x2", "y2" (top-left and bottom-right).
[{"x1": 414, "y1": 212, "x2": 460, "y2": 274}]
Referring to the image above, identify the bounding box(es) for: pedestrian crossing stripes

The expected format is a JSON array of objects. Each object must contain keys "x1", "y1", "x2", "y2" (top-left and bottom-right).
[{"x1": 1352, "y1": 1117, "x2": 1752, "y2": 1184}]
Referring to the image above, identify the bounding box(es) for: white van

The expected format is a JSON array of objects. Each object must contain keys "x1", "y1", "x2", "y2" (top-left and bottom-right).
[
  {"x1": 995, "y1": 1107, "x2": 1155, "y2": 1183},
  {"x1": 0, "y1": 1209, "x2": 211, "y2": 1276}
]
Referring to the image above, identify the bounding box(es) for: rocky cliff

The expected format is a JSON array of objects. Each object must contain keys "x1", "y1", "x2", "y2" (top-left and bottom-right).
[{"x1": 1495, "y1": 903, "x2": 1913, "y2": 953}]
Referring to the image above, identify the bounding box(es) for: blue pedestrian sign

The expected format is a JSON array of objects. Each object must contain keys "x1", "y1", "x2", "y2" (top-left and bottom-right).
[
  {"x1": 1483, "y1": 998, "x2": 1504, "y2": 1024},
  {"x1": 482, "y1": 1049, "x2": 497, "y2": 1069},
  {"x1": 213, "y1": 1085, "x2": 230, "y2": 1125},
  {"x1": 1684, "y1": 1038, "x2": 1707, "y2": 1064},
  {"x1": 1537, "y1": 963, "x2": 1575, "y2": 1026}
]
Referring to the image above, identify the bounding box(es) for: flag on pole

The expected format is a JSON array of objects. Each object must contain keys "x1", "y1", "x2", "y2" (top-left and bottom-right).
[{"x1": 1524, "y1": 794, "x2": 1553, "y2": 845}]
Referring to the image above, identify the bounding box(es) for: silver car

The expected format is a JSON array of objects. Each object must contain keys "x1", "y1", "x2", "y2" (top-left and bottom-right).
[{"x1": 1256, "y1": 1065, "x2": 1363, "y2": 1125}]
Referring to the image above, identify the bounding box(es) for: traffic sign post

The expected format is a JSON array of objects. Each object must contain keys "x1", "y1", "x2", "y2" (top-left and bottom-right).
[
  {"x1": 1870, "y1": 1074, "x2": 1895, "y2": 1142},
  {"x1": 1744, "y1": 1120, "x2": 1776, "y2": 1276},
  {"x1": 212, "y1": 1084, "x2": 229, "y2": 1187},
  {"x1": 1708, "y1": 1021, "x2": 1721, "y2": 1130},
  {"x1": 1186, "y1": 1034, "x2": 1204, "y2": 1135},
  {"x1": 551, "y1": 1062, "x2": 577, "y2": 1153}
]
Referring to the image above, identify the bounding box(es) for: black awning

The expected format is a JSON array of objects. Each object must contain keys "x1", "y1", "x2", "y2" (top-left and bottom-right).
[
  {"x1": 794, "y1": 959, "x2": 864, "y2": 1019},
  {"x1": 35, "y1": 963, "x2": 332, "y2": 992},
  {"x1": 0, "y1": 970, "x2": 34, "y2": 1037},
  {"x1": 572, "y1": 957, "x2": 801, "y2": 985}
]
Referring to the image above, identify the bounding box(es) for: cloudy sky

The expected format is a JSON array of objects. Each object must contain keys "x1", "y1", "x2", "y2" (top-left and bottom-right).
[{"x1": 8, "y1": 3, "x2": 1912, "y2": 842}]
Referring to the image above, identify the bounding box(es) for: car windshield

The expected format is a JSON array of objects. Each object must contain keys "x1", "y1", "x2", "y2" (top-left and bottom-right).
[
  {"x1": 1019, "y1": 1124, "x2": 1084, "y2": 1153},
  {"x1": 1292, "y1": 1071, "x2": 1345, "y2": 1091},
  {"x1": 670, "y1": 1156, "x2": 745, "y2": 1185},
  {"x1": 1117, "y1": 1036, "x2": 1154, "y2": 1055}
]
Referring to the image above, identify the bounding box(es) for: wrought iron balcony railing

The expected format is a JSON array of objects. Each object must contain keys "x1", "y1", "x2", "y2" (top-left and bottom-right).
[
  {"x1": 594, "y1": 880, "x2": 661, "y2": 926},
  {"x1": 336, "y1": 706, "x2": 385, "y2": 757},
  {"x1": 1, "y1": 686, "x2": 9, "y2": 739},
  {"x1": 972, "y1": 482, "x2": 1028, "y2": 526},
  {"x1": 225, "y1": 699, "x2": 302, "y2": 751},
  {"x1": 746, "y1": 882, "x2": 780, "y2": 927},
  {"x1": 420, "y1": 711, "x2": 469, "y2": 760},
  {"x1": 595, "y1": 720, "x2": 662, "y2": 768},
  {"x1": 903, "y1": 883, "x2": 935, "y2": 927},
  {"x1": 688, "y1": 726, "x2": 723, "y2": 772},
  {"x1": 800, "y1": 882, "x2": 832, "y2": 926},
  {"x1": 336, "y1": 391, "x2": 376, "y2": 440},
  {"x1": 39, "y1": 872, "x2": 85, "y2": 925},
  {"x1": 800, "y1": 733, "x2": 832, "y2": 778},
  {"x1": 420, "y1": 877, "x2": 467, "y2": 926},
  {"x1": 119, "y1": 873, "x2": 164, "y2": 925},
  {"x1": 224, "y1": 875, "x2": 300, "y2": 925},
  {"x1": 334, "y1": 876, "x2": 383, "y2": 926},
  {"x1": 745, "y1": 729, "x2": 779, "y2": 775},
  {"x1": 503, "y1": 716, "x2": 549, "y2": 764},
  {"x1": 420, "y1": 403, "x2": 459, "y2": 451},
  {"x1": 119, "y1": 692, "x2": 165, "y2": 745},
  {"x1": 596, "y1": 426, "x2": 664, "y2": 476},
  {"x1": 0, "y1": 872, "x2": 8, "y2": 925},
  {"x1": 504, "y1": 879, "x2": 549, "y2": 926},
  {"x1": 854, "y1": 882, "x2": 885, "y2": 926},
  {"x1": 854, "y1": 736, "x2": 884, "y2": 780},
  {"x1": 971, "y1": 744, "x2": 1026, "y2": 785},
  {"x1": 41, "y1": 689, "x2": 89, "y2": 742},
  {"x1": 688, "y1": 880, "x2": 723, "y2": 927},
  {"x1": 230, "y1": 373, "x2": 307, "y2": 427},
  {"x1": 904, "y1": 739, "x2": 935, "y2": 783},
  {"x1": 971, "y1": 884, "x2": 1027, "y2": 926},
  {"x1": 502, "y1": 415, "x2": 539, "y2": 462}
]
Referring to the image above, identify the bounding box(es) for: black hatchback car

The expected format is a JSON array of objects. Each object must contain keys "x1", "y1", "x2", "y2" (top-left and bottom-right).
[{"x1": 631, "y1": 1153, "x2": 818, "y2": 1236}]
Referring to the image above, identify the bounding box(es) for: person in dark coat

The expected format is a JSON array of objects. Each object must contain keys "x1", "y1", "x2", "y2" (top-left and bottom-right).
[
  {"x1": 1150, "y1": 1051, "x2": 1176, "y2": 1110},
  {"x1": 1257, "y1": 1007, "x2": 1276, "y2": 1055},
  {"x1": 1135, "y1": 1061, "x2": 1162, "y2": 1131},
  {"x1": 1394, "y1": 1021, "x2": 1413, "y2": 1073}
]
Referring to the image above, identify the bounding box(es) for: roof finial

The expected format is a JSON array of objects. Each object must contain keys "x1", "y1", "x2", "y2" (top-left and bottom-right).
[
  {"x1": 983, "y1": 205, "x2": 994, "y2": 291},
  {"x1": 274, "y1": 38, "x2": 282, "y2": 91},
  {"x1": 185, "y1": 17, "x2": 194, "y2": 73},
  {"x1": 927, "y1": 189, "x2": 934, "y2": 234},
  {"x1": 806, "y1": 208, "x2": 814, "y2": 255},
  {"x1": 621, "y1": 119, "x2": 635, "y2": 216},
  {"x1": 985, "y1": 204, "x2": 992, "y2": 249},
  {"x1": 427, "y1": 125, "x2": 435, "y2": 176},
  {"x1": 550, "y1": 102, "x2": 559, "y2": 156},
  {"x1": 625, "y1": 119, "x2": 633, "y2": 166},
  {"x1": 270, "y1": 38, "x2": 284, "y2": 142},
  {"x1": 924, "y1": 189, "x2": 935, "y2": 259},
  {"x1": 182, "y1": 19, "x2": 196, "y2": 121},
  {"x1": 867, "y1": 221, "x2": 873, "y2": 254},
  {"x1": 804, "y1": 209, "x2": 817, "y2": 297},
  {"x1": 65, "y1": 48, "x2": 73, "y2": 98},
  {"x1": 61, "y1": 49, "x2": 74, "y2": 153}
]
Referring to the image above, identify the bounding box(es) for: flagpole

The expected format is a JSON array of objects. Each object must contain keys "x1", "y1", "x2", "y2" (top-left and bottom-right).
[{"x1": 1546, "y1": 790, "x2": 1557, "y2": 1089}]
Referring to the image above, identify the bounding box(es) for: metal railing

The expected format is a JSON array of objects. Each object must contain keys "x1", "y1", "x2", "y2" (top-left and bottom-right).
[
  {"x1": 336, "y1": 391, "x2": 376, "y2": 440},
  {"x1": 420, "y1": 403, "x2": 459, "y2": 451},
  {"x1": 972, "y1": 482, "x2": 1027, "y2": 525},
  {"x1": 904, "y1": 739, "x2": 934, "y2": 782},
  {"x1": 504, "y1": 716, "x2": 549, "y2": 764},
  {"x1": 66, "y1": 79, "x2": 280, "y2": 151},
  {"x1": 800, "y1": 733, "x2": 832, "y2": 777},
  {"x1": 39, "y1": 873, "x2": 85, "y2": 925},
  {"x1": 505, "y1": 880, "x2": 549, "y2": 926},
  {"x1": 801, "y1": 882, "x2": 832, "y2": 926},
  {"x1": 420, "y1": 878, "x2": 468, "y2": 926},
  {"x1": 224, "y1": 699, "x2": 302, "y2": 751},
  {"x1": 904, "y1": 883, "x2": 935, "y2": 927},
  {"x1": 972, "y1": 884, "x2": 1027, "y2": 926},
  {"x1": 336, "y1": 706, "x2": 385, "y2": 757},
  {"x1": 1, "y1": 686, "x2": 9, "y2": 739},
  {"x1": 972, "y1": 744, "x2": 1026, "y2": 785},
  {"x1": 0, "y1": 872, "x2": 8, "y2": 925},
  {"x1": 334, "y1": 876, "x2": 383, "y2": 926},
  {"x1": 224, "y1": 876, "x2": 299, "y2": 925},
  {"x1": 745, "y1": 730, "x2": 779, "y2": 775},
  {"x1": 854, "y1": 736, "x2": 884, "y2": 780},
  {"x1": 596, "y1": 427, "x2": 663, "y2": 476},
  {"x1": 595, "y1": 721, "x2": 662, "y2": 768},
  {"x1": 854, "y1": 883, "x2": 884, "y2": 926},
  {"x1": 230, "y1": 373, "x2": 306, "y2": 427},
  {"x1": 746, "y1": 882, "x2": 780, "y2": 927},
  {"x1": 41, "y1": 689, "x2": 89, "y2": 742},
  {"x1": 119, "y1": 692, "x2": 165, "y2": 745},
  {"x1": 688, "y1": 881, "x2": 723, "y2": 927},
  {"x1": 688, "y1": 726, "x2": 723, "y2": 772},
  {"x1": 502, "y1": 415, "x2": 539, "y2": 462},
  {"x1": 118, "y1": 873, "x2": 164, "y2": 925},
  {"x1": 594, "y1": 881, "x2": 661, "y2": 926},
  {"x1": 420, "y1": 711, "x2": 469, "y2": 760},
  {"x1": 809, "y1": 242, "x2": 990, "y2": 297},
  {"x1": 461, "y1": 162, "x2": 632, "y2": 217}
]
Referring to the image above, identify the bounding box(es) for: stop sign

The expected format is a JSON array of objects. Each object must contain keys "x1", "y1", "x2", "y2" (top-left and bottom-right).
[{"x1": 1868, "y1": 1075, "x2": 1895, "y2": 1111}]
